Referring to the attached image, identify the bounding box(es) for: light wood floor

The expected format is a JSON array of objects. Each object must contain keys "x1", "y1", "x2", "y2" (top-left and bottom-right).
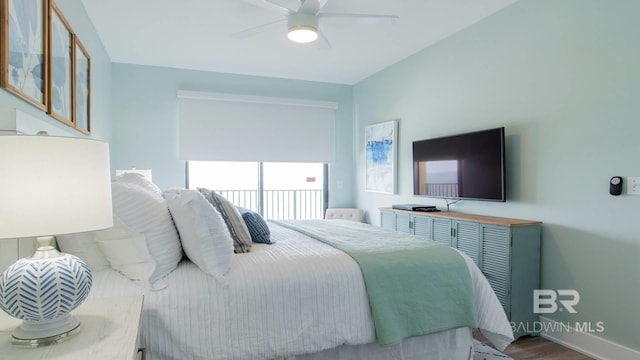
[{"x1": 473, "y1": 330, "x2": 594, "y2": 360}]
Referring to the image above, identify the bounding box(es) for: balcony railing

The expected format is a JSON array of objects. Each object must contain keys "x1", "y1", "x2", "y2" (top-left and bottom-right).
[
  {"x1": 423, "y1": 183, "x2": 459, "y2": 197},
  {"x1": 213, "y1": 189, "x2": 325, "y2": 220}
]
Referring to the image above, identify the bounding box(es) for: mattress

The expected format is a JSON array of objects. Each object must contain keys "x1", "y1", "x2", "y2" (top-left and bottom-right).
[{"x1": 87, "y1": 222, "x2": 512, "y2": 360}]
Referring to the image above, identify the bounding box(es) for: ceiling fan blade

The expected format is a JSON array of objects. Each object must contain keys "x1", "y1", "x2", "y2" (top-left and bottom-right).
[
  {"x1": 315, "y1": 29, "x2": 331, "y2": 50},
  {"x1": 318, "y1": 13, "x2": 399, "y2": 25},
  {"x1": 230, "y1": 19, "x2": 286, "y2": 40},
  {"x1": 241, "y1": 0, "x2": 297, "y2": 15}
]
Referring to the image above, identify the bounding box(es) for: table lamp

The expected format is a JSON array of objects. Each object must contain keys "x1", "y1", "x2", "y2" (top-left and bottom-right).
[{"x1": 0, "y1": 134, "x2": 113, "y2": 347}]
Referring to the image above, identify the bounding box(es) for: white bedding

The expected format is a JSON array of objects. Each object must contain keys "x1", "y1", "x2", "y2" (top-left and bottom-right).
[{"x1": 88, "y1": 222, "x2": 513, "y2": 360}]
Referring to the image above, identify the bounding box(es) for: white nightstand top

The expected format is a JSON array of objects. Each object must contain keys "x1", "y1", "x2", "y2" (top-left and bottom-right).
[{"x1": 0, "y1": 296, "x2": 143, "y2": 360}]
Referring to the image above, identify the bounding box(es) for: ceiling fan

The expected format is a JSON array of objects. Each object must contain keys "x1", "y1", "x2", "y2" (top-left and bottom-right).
[{"x1": 232, "y1": 0, "x2": 399, "y2": 48}]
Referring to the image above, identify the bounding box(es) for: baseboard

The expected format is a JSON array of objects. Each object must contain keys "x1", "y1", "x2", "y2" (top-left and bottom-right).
[{"x1": 538, "y1": 316, "x2": 640, "y2": 360}]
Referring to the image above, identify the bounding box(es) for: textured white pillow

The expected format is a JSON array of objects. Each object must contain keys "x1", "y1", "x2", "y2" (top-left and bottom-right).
[
  {"x1": 56, "y1": 232, "x2": 110, "y2": 271},
  {"x1": 198, "y1": 188, "x2": 252, "y2": 253},
  {"x1": 111, "y1": 173, "x2": 183, "y2": 284},
  {"x1": 164, "y1": 189, "x2": 233, "y2": 282},
  {"x1": 93, "y1": 216, "x2": 161, "y2": 290}
]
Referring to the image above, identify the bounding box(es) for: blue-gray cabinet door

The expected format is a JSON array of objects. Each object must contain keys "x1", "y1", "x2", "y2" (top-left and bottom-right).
[
  {"x1": 395, "y1": 213, "x2": 412, "y2": 234},
  {"x1": 431, "y1": 218, "x2": 452, "y2": 246},
  {"x1": 454, "y1": 220, "x2": 481, "y2": 266},
  {"x1": 480, "y1": 224, "x2": 511, "y2": 314},
  {"x1": 380, "y1": 211, "x2": 396, "y2": 230},
  {"x1": 412, "y1": 215, "x2": 431, "y2": 238}
]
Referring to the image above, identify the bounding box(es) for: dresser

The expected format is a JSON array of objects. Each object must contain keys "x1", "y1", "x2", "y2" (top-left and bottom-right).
[
  {"x1": 380, "y1": 207, "x2": 541, "y2": 339},
  {"x1": 0, "y1": 296, "x2": 144, "y2": 360}
]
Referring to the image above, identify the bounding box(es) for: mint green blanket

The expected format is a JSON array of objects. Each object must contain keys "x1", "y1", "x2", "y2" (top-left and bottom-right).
[{"x1": 275, "y1": 220, "x2": 477, "y2": 346}]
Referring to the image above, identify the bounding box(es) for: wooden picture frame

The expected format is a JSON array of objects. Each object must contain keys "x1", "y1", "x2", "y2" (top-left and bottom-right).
[
  {"x1": 48, "y1": 1, "x2": 73, "y2": 126},
  {"x1": 365, "y1": 120, "x2": 398, "y2": 194},
  {"x1": 74, "y1": 37, "x2": 90, "y2": 134},
  {"x1": 0, "y1": 0, "x2": 48, "y2": 111}
]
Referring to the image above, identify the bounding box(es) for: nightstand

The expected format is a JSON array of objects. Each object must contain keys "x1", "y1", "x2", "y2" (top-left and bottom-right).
[{"x1": 0, "y1": 296, "x2": 144, "y2": 360}]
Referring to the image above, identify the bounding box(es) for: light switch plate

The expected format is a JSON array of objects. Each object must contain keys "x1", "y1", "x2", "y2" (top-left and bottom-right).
[{"x1": 628, "y1": 177, "x2": 640, "y2": 195}]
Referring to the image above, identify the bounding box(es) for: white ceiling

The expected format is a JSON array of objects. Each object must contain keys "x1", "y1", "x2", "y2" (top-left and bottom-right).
[{"x1": 81, "y1": 0, "x2": 518, "y2": 85}]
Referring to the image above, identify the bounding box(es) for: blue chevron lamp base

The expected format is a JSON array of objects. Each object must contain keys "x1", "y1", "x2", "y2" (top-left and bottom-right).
[{"x1": 0, "y1": 236, "x2": 92, "y2": 347}]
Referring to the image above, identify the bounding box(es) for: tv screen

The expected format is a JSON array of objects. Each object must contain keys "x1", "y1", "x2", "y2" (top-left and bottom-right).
[{"x1": 412, "y1": 127, "x2": 505, "y2": 201}]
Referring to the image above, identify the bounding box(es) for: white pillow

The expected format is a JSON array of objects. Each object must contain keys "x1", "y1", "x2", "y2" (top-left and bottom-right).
[
  {"x1": 93, "y1": 216, "x2": 162, "y2": 290},
  {"x1": 56, "y1": 232, "x2": 110, "y2": 271},
  {"x1": 111, "y1": 173, "x2": 183, "y2": 284},
  {"x1": 164, "y1": 189, "x2": 233, "y2": 282}
]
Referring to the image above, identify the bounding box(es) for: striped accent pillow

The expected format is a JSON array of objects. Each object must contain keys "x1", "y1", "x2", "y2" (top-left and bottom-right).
[
  {"x1": 198, "y1": 188, "x2": 252, "y2": 253},
  {"x1": 238, "y1": 208, "x2": 274, "y2": 244}
]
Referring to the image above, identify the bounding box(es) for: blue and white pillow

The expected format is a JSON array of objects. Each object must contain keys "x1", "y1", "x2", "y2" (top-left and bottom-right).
[
  {"x1": 238, "y1": 208, "x2": 274, "y2": 244},
  {"x1": 198, "y1": 188, "x2": 252, "y2": 253}
]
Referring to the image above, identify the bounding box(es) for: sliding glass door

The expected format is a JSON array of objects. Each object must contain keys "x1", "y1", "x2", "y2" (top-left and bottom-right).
[{"x1": 187, "y1": 161, "x2": 326, "y2": 220}]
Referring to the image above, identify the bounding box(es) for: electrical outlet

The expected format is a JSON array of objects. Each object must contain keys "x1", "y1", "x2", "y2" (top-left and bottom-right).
[{"x1": 628, "y1": 177, "x2": 640, "y2": 195}]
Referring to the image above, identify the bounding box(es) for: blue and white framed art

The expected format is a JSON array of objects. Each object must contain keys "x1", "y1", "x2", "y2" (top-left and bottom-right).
[
  {"x1": 74, "y1": 37, "x2": 90, "y2": 134},
  {"x1": 0, "y1": 0, "x2": 48, "y2": 110},
  {"x1": 365, "y1": 120, "x2": 398, "y2": 194},
  {"x1": 49, "y1": 1, "x2": 73, "y2": 126}
]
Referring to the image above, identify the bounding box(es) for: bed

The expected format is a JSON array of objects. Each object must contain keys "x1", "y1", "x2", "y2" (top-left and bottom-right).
[{"x1": 63, "y1": 174, "x2": 513, "y2": 360}]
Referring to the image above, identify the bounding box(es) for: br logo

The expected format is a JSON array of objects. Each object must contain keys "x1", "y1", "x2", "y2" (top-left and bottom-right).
[{"x1": 533, "y1": 289, "x2": 580, "y2": 314}]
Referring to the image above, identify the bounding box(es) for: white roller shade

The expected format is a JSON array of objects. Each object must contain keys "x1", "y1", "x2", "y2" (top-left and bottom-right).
[{"x1": 177, "y1": 91, "x2": 338, "y2": 163}]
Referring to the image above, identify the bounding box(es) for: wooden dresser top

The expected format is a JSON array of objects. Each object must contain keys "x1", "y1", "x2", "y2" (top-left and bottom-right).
[{"x1": 379, "y1": 207, "x2": 542, "y2": 227}]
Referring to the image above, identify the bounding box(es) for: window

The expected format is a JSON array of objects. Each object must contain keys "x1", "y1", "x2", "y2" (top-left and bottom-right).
[{"x1": 187, "y1": 161, "x2": 327, "y2": 220}]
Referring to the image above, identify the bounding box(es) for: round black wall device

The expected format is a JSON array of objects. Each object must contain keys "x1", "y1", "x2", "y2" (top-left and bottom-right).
[{"x1": 610, "y1": 176, "x2": 623, "y2": 196}]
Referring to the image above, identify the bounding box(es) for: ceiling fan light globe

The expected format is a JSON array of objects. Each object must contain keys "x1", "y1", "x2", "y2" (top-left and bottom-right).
[{"x1": 288, "y1": 25, "x2": 318, "y2": 43}]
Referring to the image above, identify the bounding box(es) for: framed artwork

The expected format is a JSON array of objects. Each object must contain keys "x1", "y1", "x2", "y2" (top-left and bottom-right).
[
  {"x1": 74, "y1": 37, "x2": 90, "y2": 134},
  {"x1": 365, "y1": 120, "x2": 398, "y2": 194},
  {"x1": 48, "y1": 1, "x2": 73, "y2": 126},
  {"x1": 0, "y1": 0, "x2": 48, "y2": 110}
]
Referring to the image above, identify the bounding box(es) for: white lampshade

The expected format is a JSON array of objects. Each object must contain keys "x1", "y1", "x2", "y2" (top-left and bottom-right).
[
  {"x1": 0, "y1": 134, "x2": 113, "y2": 346},
  {"x1": 0, "y1": 135, "x2": 113, "y2": 238}
]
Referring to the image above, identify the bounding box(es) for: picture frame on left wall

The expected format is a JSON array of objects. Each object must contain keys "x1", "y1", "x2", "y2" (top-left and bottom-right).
[
  {"x1": 365, "y1": 120, "x2": 398, "y2": 194},
  {"x1": 48, "y1": 1, "x2": 73, "y2": 126},
  {"x1": 74, "y1": 37, "x2": 91, "y2": 134},
  {"x1": 0, "y1": 0, "x2": 48, "y2": 111}
]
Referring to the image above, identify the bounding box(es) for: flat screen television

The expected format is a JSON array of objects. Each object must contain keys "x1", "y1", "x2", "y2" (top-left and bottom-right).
[{"x1": 412, "y1": 127, "x2": 505, "y2": 201}]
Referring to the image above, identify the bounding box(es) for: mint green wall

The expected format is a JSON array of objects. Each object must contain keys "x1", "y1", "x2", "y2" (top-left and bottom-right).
[
  {"x1": 111, "y1": 63, "x2": 354, "y2": 206},
  {"x1": 5, "y1": 0, "x2": 636, "y2": 352},
  {"x1": 0, "y1": 1, "x2": 112, "y2": 143},
  {"x1": 354, "y1": 0, "x2": 639, "y2": 351}
]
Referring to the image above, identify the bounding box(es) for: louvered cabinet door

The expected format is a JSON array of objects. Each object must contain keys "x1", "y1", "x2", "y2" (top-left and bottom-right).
[
  {"x1": 431, "y1": 218, "x2": 452, "y2": 246},
  {"x1": 454, "y1": 221, "x2": 481, "y2": 266},
  {"x1": 395, "y1": 213, "x2": 412, "y2": 234},
  {"x1": 380, "y1": 211, "x2": 396, "y2": 230},
  {"x1": 480, "y1": 224, "x2": 512, "y2": 315},
  {"x1": 412, "y1": 215, "x2": 431, "y2": 238}
]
